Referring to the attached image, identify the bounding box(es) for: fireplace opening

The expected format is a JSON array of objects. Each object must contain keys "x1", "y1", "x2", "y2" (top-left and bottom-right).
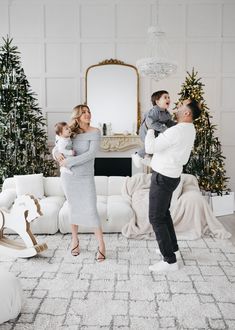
[{"x1": 94, "y1": 157, "x2": 132, "y2": 176}]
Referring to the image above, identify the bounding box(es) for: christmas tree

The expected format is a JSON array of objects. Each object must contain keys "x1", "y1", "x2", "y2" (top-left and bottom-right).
[
  {"x1": 0, "y1": 37, "x2": 56, "y2": 184},
  {"x1": 176, "y1": 69, "x2": 229, "y2": 195}
]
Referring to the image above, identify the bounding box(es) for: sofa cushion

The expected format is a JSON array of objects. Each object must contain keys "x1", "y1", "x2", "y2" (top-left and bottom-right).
[
  {"x1": 94, "y1": 176, "x2": 108, "y2": 196},
  {"x1": 108, "y1": 177, "x2": 127, "y2": 196},
  {"x1": 41, "y1": 196, "x2": 65, "y2": 206},
  {"x1": 14, "y1": 173, "x2": 44, "y2": 199},
  {"x1": 97, "y1": 195, "x2": 107, "y2": 204},
  {"x1": 105, "y1": 195, "x2": 134, "y2": 232},
  {"x1": 2, "y1": 177, "x2": 15, "y2": 190},
  {"x1": 0, "y1": 189, "x2": 16, "y2": 209},
  {"x1": 43, "y1": 177, "x2": 64, "y2": 197}
]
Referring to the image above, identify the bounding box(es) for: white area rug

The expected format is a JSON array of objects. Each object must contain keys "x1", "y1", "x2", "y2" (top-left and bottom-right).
[{"x1": 0, "y1": 233, "x2": 235, "y2": 330}]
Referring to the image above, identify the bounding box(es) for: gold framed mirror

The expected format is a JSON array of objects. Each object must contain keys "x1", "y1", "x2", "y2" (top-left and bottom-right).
[{"x1": 85, "y1": 59, "x2": 140, "y2": 134}]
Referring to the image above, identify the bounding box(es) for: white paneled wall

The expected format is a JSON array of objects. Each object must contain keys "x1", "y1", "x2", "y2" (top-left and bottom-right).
[{"x1": 0, "y1": 0, "x2": 235, "y2": 194}]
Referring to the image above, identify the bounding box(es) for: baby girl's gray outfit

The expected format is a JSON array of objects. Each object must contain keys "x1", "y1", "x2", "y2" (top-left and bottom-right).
[
  {"x1": 56, "y1": 135, "x2": 74, "y2": 174},
  {"x1": 56, "y1": 135, "x2": 73, "y2": 156},
  {"x1": 60, "y1": 130, "x2": 101, "y2": 227}
]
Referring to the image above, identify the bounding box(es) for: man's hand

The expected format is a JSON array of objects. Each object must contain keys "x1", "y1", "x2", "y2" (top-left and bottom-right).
[{"x1": 59, "y1": 159, "x2": 68, "y2": 167}]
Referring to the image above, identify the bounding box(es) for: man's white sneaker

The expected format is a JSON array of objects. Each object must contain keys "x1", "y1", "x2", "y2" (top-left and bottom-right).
[
  {"x1": 155, "y1": 247, "x2": 181, "y2": 259},
  {"x1": 149, "y1": 260, "x2": 179, "y2": 273},
  {"x1": 131, "y1": 153, "x2": 143, "y2": 168}
]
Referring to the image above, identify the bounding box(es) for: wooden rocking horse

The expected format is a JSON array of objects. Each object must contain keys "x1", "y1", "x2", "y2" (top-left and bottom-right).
[{"x1": 0, "y1": 195, "x2": 48, "y2": 258}]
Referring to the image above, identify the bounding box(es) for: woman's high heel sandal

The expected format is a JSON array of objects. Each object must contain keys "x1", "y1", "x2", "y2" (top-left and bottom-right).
[
  {"x1": 71, "y1": 241, "x2": 80, "y2": 256},
  {"x1": 96, "y1": 249, "x2": 106, "y2": 262}
]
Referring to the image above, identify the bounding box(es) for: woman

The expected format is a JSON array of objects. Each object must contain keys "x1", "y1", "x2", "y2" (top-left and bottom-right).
[{"x1": 54, "y1": 104, "x2": 106, "y2": 261}]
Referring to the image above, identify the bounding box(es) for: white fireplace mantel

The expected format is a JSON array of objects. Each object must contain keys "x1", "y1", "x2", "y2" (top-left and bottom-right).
[
  {"x1": 48, "y1": 134, "x2": 143, "y2": 176},
  {"x1": 98, "y1": 134, "x2": 143, "y2": 176},
  {"x1": 100, "y1": 134, "x2": 141, "y2": 152}
]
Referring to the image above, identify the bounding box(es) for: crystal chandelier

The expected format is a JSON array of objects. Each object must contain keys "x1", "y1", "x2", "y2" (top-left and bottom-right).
[{"x1": 136, "y1": 2, "x2": 177, "y2": 81}]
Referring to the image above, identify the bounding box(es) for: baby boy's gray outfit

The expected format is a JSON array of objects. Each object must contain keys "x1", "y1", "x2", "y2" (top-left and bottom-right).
[{"x1": 138, "y1": 105, "x2": 176, "y2": 158}]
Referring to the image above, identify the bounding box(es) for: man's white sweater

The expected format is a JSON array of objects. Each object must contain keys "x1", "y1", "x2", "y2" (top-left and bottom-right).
[{"x1": 145, "y1": 123, "x2": 196, "y2": 178}]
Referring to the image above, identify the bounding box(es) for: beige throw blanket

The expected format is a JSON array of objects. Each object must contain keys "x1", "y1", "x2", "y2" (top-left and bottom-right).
[{"x1": 121, "y1": 173, "x2": 231, "y2": 240}]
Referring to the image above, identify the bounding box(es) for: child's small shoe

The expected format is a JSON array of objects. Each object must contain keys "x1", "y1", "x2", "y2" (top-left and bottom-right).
[
  {"x1": 141, "y1": 155, "x2": 152, "y2": 167},
  {"x1": 132, "y1": 153, "x2": 143, "y2": 168}
]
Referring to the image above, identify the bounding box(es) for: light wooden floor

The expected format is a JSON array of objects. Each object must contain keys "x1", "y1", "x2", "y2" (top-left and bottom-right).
[{"x1": 218, "y1": 213, "x2": 235, "y2": 245}]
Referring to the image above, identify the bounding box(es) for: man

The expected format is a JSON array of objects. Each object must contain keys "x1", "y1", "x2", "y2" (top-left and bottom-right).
[{"x1": 145, "y1": 99, "x2": 201, "y2": 273}]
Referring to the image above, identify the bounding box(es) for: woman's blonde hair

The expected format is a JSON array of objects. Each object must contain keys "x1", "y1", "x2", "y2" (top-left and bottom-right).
[{"x1": 69, "y1": 104, "x2": 90, "y2": 136}]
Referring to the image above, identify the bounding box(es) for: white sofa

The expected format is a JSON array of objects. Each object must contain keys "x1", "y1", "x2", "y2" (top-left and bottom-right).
[
  {"x1": 0, "y1": 176, "x2": 135, "y2": 234},
  {"x1": 0, "y1": 174, "x2": 231, "y2": 240}
]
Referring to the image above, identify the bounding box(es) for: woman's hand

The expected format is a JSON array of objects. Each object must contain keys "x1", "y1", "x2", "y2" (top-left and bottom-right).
[
  {"x1": 59, "y1": 159, "x2": 68, "y2": 167},
  {"x1": 55, "y1": 153, "x2": 65, "y2": 162}
]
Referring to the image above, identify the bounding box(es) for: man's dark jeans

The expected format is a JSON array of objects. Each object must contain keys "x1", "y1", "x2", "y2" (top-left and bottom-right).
[{"x1": 149, "y1": 171, "x2": 180, "y2": 264}]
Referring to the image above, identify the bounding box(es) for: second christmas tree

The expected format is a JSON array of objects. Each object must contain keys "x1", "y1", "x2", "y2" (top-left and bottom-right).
[{"x1": 177, "y1": 69, "x2": 229, "y2": 195}]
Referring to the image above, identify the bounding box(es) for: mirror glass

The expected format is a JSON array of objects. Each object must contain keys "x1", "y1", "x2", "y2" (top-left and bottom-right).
[{"x1": 85, "y1": 59, "x2": 140, "y2": 134}]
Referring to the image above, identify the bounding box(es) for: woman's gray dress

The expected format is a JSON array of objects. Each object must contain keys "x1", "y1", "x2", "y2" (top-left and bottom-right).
[{"x1": 60, "y1": 130, "x2": 101, "y2": 227}]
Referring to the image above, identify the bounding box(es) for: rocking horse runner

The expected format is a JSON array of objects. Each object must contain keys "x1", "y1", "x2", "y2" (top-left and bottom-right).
[{"x1": 0, "y1": 195, "x2": 48, "y2": 258}]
